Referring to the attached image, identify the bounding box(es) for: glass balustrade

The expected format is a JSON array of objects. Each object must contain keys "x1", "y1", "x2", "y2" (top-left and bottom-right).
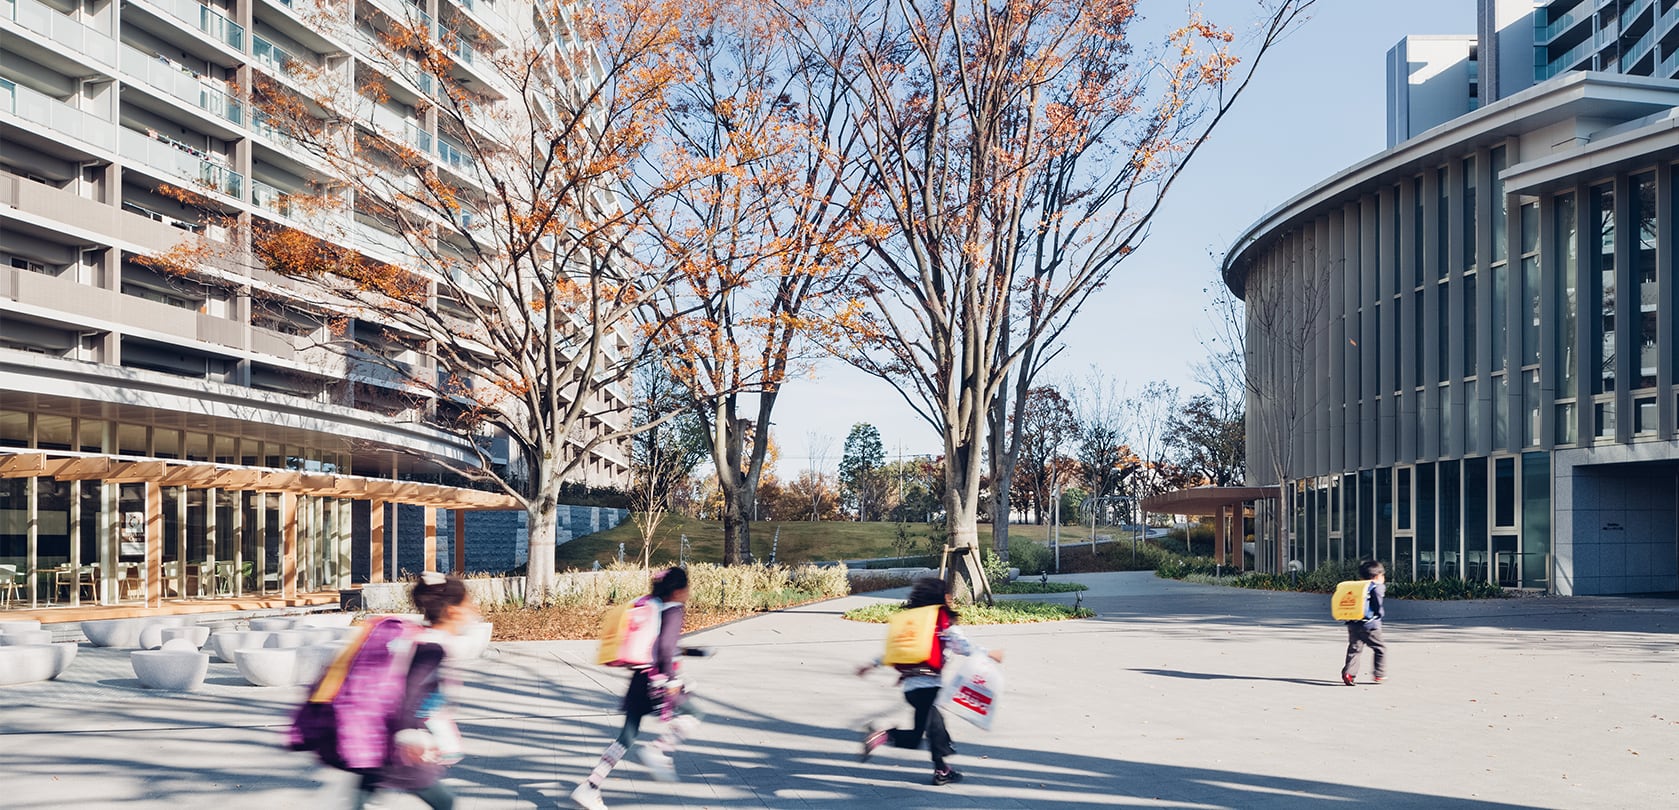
[
  {"x1": 3, "y1": 0, "x2": 117, "y2": 65},
  {"x1": 435, "y1": 137, "x2": 473, "y2": 171},
  {"x1": 250, "y1": 179, "x2": 294, "y2": 217},
  {"x1": 121, "y1": 46, "x2": 243, "y2": 125},
  {"x1": 120, "y1": 127, "x2": 243, "y2": 199},
  {"x1": 1, "y1": 77, "x2": 117, "y2": 151},
  {"x1": 252, "y1": 35, "x2": 305, "y2": 78}
]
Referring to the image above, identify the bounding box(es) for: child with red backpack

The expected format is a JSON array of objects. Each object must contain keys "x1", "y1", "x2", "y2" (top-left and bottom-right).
[
  {"x1": 571, "y1": 567, "x2": 704, "y2": 810},
  {"x1": 855, "y1": 575, "x2": 1004, "y2": 786},
  {"x1": 291, "y1": 572, "x2": 477, "y2": 809}
]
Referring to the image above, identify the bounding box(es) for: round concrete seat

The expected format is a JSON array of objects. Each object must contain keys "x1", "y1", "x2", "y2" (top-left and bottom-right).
[
  {"x1": 298, "y1": 613, "x2": 353, "y2": 629},
  {"x1": 82, "y1": 617, "x2": 185, "y2": 648},
  {"x1": 234, "y1": 647, "x2": 299, "y2": 687},
  {"x1": 294, "y1": 643, "x2": 345, "y2": 686},
  {"x1": 131, "y1": 649, "x2": 210, "y2": 691},
  {"x1": 0, "y1": 643, "x2": 75, "y2": 686},
  {"x1": 159, "y1": 626, "x2": 210, "y2": 650},
  {"x1": 0, "y1": 629, "x2": 54, "y2": 646},
  {"x1": 264, "y1": 630, "x2": 307, "y2": 649},
  {"x1": 208, "y1": 630, "x2": 271, "y2": 663},
  {"x1": 249, "y1": 617, "x2": 296, "y2": 632},
  {"x1": 0, "y1": 619, "x2": 42, "y2": 634}
]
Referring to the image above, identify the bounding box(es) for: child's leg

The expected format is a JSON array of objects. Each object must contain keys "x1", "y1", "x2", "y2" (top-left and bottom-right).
[
  {"x1": 583, "y1": 712, "x2": 644, "y2": 789},
  {"x1": 349, "y1": 769, "x2": 381, "y2": 809},
  {"x1": 1341, "y1": 625, "x2": 1365, "y2": 678},
  {"x1": 922, "y1": 695, "x2": 955, "y2": 770},
  {"x1": 1366, "y1": 627, "x2": 1387, "y2": 678},
  {"x1": 411, "y1": 782, "x2": 456, "y2": 810},
  {"x1": 890, "y1": 687, "x2": 941, "y2": 750},
  {"x1": 652, "y1": 704, "x2": 704, "y2": 754}
]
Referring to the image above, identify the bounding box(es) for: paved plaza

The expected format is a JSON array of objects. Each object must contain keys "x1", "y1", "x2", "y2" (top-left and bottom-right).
[{"x1": 3, "y1": 572, "x2": 1678, "y2": 809}]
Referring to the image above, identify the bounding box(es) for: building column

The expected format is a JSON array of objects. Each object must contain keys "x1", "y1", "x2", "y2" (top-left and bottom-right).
[
  {"x1": 453, "y1": 510, "x2": 466, "y2": 574},
  {"x1": 145, "y1": 482, "x2": 162, "y2": 608},
  {"x1": 369, "y1": 499, "x2": 386, "y2": 583},
  {"x1": 281, "y1": 492, "x2": 298, "y2": 600},
  {"x1": 423, "y1": 507, "x2": 438, "y2": 574}
]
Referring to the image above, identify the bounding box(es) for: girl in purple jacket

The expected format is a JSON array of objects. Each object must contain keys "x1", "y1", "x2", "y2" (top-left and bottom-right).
[{"x1": 571, "y1": 567, "x2": 704, "y2": 810}]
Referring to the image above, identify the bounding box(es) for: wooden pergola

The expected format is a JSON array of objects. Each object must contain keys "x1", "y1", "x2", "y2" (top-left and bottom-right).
[
  {"x1": 1141, "y1": 486, "x2": 1276, "y2": 572},
  {"x1": 0, "y1": 450, "x2": 519, "y2": 607}
]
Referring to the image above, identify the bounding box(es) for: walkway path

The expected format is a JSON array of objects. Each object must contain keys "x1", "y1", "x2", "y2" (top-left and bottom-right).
[{"x1": 3, "y1": 572, "x2": 1677, "y2": 808}]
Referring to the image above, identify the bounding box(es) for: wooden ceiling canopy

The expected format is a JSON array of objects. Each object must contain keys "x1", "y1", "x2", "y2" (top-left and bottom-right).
[{"x1": 0, "y1": 451, "x2": 519, "y2": 510}]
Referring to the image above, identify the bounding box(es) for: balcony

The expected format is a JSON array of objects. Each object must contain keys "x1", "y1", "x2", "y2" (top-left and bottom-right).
[
  {"x1": 1621, "y1": 0, "x2": 1655, "y2": 33},
  {"x1": 1622, "y1": 30, "x2": 1657, "y2": 71},
  {"x1": 434, "y1": 135, "x2": 474, "y2": 173},
  {"x1": 120, "y1": 127, "x2": 243, "y2": 200},
  {"x1": 252, "y1": 34, "x2": 311, "y2": 81},
  {"x1": 0, "y1": 77, "x2": 116, "y2": 152},
  {"x1": 121, "y1": 46, "x2": 243, "y2": 126},
  {"x1": 1660, "y1": 45, "x2": 1679, "y2": 78},
  {"x1": 1536, "y1": 2, "x2": 1592, "y2": 44},
  {"x1": 143, "y1": 0, "x2": 245, "y2": 51},
  {"x1": 1, "y1": 0, "x2": 117, "y2": 66},
  {"x1": 1539, "y1": 37, "x2": 1597, "y2": 80}
]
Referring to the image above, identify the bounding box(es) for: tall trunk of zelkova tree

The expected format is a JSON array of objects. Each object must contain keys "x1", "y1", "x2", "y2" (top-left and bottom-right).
[
  {"x1": 709, "y1": 391, "x2": 773, "y2": 566},
  {"x1": 524, "y1": 455, "x2": 566, "y2": 600}
]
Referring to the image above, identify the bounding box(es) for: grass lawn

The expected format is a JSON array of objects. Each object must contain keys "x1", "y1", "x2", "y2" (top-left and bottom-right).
[{"x1": 556, "y1": 515, "x2": 1065, "y2": 569}]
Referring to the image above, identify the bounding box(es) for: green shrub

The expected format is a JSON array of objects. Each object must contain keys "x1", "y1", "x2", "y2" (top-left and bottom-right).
[
  {"x1": 990, "y1": 580, "x2": 1089, "y2": 594},
  {"x1": 843, "y1": 600, "x2": 1094, "y2": 624},
  {"x1": 1006, "y1": 541, "x2": 1053, "y2": 576}
]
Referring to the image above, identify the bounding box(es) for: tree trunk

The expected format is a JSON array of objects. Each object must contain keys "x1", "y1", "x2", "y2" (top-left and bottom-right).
[
  {"x1": 525, "y1": 495, "x2": 559, "y2": 602},
  {"x1": 942, "y1": 429, "x2": 993, "y2": 604}
]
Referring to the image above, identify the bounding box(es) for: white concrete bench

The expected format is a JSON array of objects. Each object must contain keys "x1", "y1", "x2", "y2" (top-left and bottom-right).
[
  {"x1": 0, "y1": 629, "x2": 54, "y2": 646},
  {"x1": 233, "y1": 647, "x2": 298, "y2": 687},
  {"x1": 81, "y1": 617, "x2": 186, "y2": 648},
  {"x1": 131, "y1": 642, "x2": 209, "y2": 691},
  {"x1": 0, "y1": 642, "x2": 77, "y2": 686},
  {"x1": 208, "y1": 630, "x2": 271, "y2": 663}
]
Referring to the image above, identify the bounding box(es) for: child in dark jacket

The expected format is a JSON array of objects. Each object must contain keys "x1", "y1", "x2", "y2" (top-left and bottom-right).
[
  {"x1": 856, "y1": 575, "x2": 1004, "y2": 786},
  {"x1": 572, "y1": 567, "x2": 703, "y2": 810},
  {"x1": 1341, "y1": 559, "x2": 1387, "y2": 686}
]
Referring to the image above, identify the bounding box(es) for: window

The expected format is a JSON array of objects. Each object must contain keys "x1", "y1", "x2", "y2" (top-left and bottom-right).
[
  {"x1": 1437, "y1": 167, "x2": 1451, "y2": 280},
  {"x1": 1464, "y1": 155, "x2": 1479, "y2": 270},
  {"x1": 1493, "y1": 456, "x2": 1517, "y2": 528},
  {"x1": 1491, "y1": 147, "x2": 1507, "y2": 264},
  {"x1": 1593, "y1": 184, "x2": 1615, "y2": 395},
  {"x1": 1464, "y1": 274, "x2": 1478, "y2": 376},
  {"x1": 1438, "y1": 283, "x2": 1451, "y2": 382},
  {"x1": 1634, "y1": 173, "x2": 1657, "y2": 390},
  {"x1": 1556, "y1": 193, "x2": 1578, "y2": 399}
]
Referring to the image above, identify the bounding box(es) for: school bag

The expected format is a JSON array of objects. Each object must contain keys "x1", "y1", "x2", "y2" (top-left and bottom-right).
[
  {"x1": 1331, "y1": 580, "x2": 1371, "y2": 621},
  {"x1": 596, "y1": 596, "x2": 661, "y2": 667},
  {"x1": 288, "y1": 616, "x2": 419, "y2": 770},
  {"x1": 883, "y1": 604, "x2": 949, "y2": 669}
]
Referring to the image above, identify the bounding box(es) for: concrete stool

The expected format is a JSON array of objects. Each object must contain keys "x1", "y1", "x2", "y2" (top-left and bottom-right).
[
  {"x1": 0, "y1": 629, "x2": 54, "y2": 646},
  {"x1": 249, "y1": 617, "x2": 295, "y2": 632},
  {"x1": 0, "y1": 619, "x2": 42, "y2": 634},
  {"x1": 0, "y1": 642, "x2": 76, "y2": 685},
  {"x1": 208, "y1": 630, "x2": 271, "y2": 663},
  {"x1": 234, "y1": 647, "x2": 299, "y2": 687},
  {"x1": 131, "y1": 648, "x2": 210, "y2": 691},
  {"x1": 83, "y1": 617, "x2": 185, "y2": 648},
  {"x1": 294, "y1": 643, "x2": 346, "y2": 686},
  {"x1": 264, "y1": 630, "x2": 307, "y2": 649},
  {"x1": 160, "y1": 626, "x2": 210, "y2": 650}
]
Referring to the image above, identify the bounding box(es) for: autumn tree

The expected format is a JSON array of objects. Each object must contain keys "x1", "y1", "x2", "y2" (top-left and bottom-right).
[
  {"x1": 800, "y1": 0, "x2": 1315, "y2": 599},
  {"x1": 141, "y1": 1, "x2": 740, "y2": 595},
  {"x1": 1010, "y1": 387, "x2": 1079, "y2": 524}
]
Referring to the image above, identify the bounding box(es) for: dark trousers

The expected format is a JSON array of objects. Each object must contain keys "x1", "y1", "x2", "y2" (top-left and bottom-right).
[
  {"x1": 889, "y1": 686, "x2": 954, "y2": 770},
  {"x1": 352, "y1": 770, "x2": 455, "y2": 810},
  {"x1": 1342, "y1": 622, "x2": 1386, "y2": 679}
]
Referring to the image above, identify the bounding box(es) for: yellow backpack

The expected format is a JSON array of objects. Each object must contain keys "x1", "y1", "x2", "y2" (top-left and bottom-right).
[
  {"x1": 1331, "y1": 580, "x2": 1370, "y2": 621},
  {"x1": 883, "y1": 605, "x2": 942, "y2": 665}
]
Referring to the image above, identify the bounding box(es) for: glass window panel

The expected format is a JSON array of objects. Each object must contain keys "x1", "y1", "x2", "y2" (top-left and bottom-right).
[
  {"x1": 1464, "y1": 274, "x2": 1478, "y2": 377},
  {"x1": 184, "y1": 432, "x2": 210, "y2": 462},
  {"x1": 1523, "y1": 255, "x2": 1541, "y2": 367},
  {"x1": 1596, "y1": 398, "x2": 1616, "y2": 438},
  {"x1": 1413, "y1": 293, "x2": 1424, "y2": 386},
  {"x1": 1636, "y1": 174, "x2": 1657, "y2": 389},
  {"x1": 1521, "y1": 452, "x2": 1550, "y2": 589},
  {"x1": 1437, "y1": 167, "x2": 1451, "y2": 280},
  {"x1": 1465, "y1": 457, "x2": 1489, "y2": 582},
  {"x1": 1396, "y1": 467, "x2": 1413, "y2": 531},
  {"x1": 1557, "y1": 192, "x2": 1578, "y2": 398},
  {"x1": 0, "y1": 411, "x2": 29, "y2": 447},
  {"x1": 1438, "y1": 283, "x2": 1451, "y2": 381},
  {"x1": 1414, "y1": 177, "x2": 1424, "y2": 285},
  {"x1": 1358, "y1": 469, "x2": 1374, "y2": 561},
  {"x1": 214, "y1": 435, "x2": 237, "y2": 464},
  {"x1": 1440, "y1": 460, "x2": 1462, "y2": 579},
  {"x1": 1417, "y1": 463, "x2": 1436, "y2": 580},
  {"x1": 1556, "y1": 402, "x2": 1577, "y2": 445},
  {"x1": 1491, "y1": 147, "x2": 1507, "y2": 263},
  {"x1": 1525, "y1": 369, "x2": 1542, "y2": 447},
  {"x1": 154, "y1": 429, "x2": 181, "y2": 460},
  {"x1": 1377, "y1": 467, "x2": 1393, "y2": 563},
  {"x1": 1494, "y1": 456, "x2": 1517, "y2": 528},
  {"x1": 1494, "y1": 374, "x2": 1510, "y2": 447},
  {"x1": 1521, "y1": 198, "x2": 1539, "y2": 255},
  {"x1": 1635, "y1": 396, "x2": 1658, "y2": 434},
  {"x1": 1465, "y1": 378, "x2": 1481, "y2": 449},
  {"x1": 1493, "y1": 261, "x2": 1509, "y2": 371},
  {"x1": 1440, "y1": 382, "x2": 1454, "y2": 451},
  {"x1": 1594, "y1": 184, "x2": 1616, "y2": 393},
  {"x1": 36, "y1": 415, "x2": 72, "y2": 451},
  {"x1": 117, "y1": 424, "x2": 148, "y2": 456},
  {"x1": 1464, "y1": 156, "x2": 1479, "y2": 270},
  {"x1": 79, "y1": 418, "x2": 104, "y2": 453}
]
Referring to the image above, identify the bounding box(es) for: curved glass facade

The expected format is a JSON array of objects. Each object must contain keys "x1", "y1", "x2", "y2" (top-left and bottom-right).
[{"x1": 1226, "y1": 74, "x2": 1679, "y2": 594}]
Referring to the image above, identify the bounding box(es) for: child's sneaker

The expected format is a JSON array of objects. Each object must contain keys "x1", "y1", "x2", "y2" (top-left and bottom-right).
[
  {"x1": 1341, "y1": 673, "x2": 1356, "y2": 686},
  {"x1": 859, "y1": 727, "x2": 889, "y2": 762},
  {"x1": 570, "y1": 783, "x2": 608, "y2": 810},
  {"x1": 932, "y1": 768, "x2": 964, "y2": 786},
  {"x1": 1373, "y1": 676, "x2": 1385, "y2": 684},
  {"x1": 636, "y1": 746, "x2": 678, "y2": 782}
]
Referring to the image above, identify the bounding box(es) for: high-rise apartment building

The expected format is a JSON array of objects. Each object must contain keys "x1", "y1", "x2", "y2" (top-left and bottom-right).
[{"x1": 0, "y1": 0, "x2": 629, "y2": 611}]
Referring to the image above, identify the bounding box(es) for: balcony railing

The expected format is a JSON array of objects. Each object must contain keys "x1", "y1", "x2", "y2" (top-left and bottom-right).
[
  {"x1": 1623, "y1": 30, "x2": 1657, "y2": 71},
  {"x1": 252, "y1": 34, "x2": 309, "y2": 79},
  {"x1": 435, "y1": 136, "x2": 473, "y2": 172},
  {"x1": 1539, "y1": 37, "x2": 1597, "y2": 80},
  {"x1": 147, "y1": 0, "x2": 245, "y2": 51},
  {"x1": 1621, "y1": 0, "x2": 1655, "y2": 32},
  {"x1": 250, "y1": 178, "x2": 295, "y2": 218},
  {"x1": 1660, "y1": 45, "x2": 1679, "y2": 78},
  {"x1": 0, "y1": 77, "x2": 117, "y2": 152},
  {"x1": 1537, "y1": 2, "x2": 1592, "y2": 43},
  {"x1": 3, "y1": 0, "x2": 117, "y2": 66},
  {"x1": 120, "y1": 127, "x2": 244, "y2": 200},
  {"x1": 121, "y1": 46, "x2": 243, "y2": 126}
]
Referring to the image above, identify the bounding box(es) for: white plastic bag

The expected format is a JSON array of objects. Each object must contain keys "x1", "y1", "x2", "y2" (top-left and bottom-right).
[{"x1": 938, "y1": 655, "x2": 1004, "y2": 731}]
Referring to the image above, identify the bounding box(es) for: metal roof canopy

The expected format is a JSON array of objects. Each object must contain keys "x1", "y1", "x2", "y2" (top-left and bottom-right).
[{"x1": 0, "y1": 450, "x2": 519, "y2": 510}]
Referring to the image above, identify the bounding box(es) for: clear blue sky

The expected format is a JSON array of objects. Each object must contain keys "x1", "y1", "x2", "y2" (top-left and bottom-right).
[{"x1": 767, "y1": 0, "x2": 1476, "y2": 469}]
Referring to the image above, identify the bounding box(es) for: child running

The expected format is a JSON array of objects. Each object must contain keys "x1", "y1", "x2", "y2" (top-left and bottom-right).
[
  {"x1": 571, "y1": 567, "x2": 703, "y2": 810},
  {"x1": 856, "y1": 575, "x2": 1003, "y2": 786}
]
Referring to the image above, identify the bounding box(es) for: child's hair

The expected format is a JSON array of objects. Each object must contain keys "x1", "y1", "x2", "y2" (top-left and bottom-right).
[
  {"x1": 1359, "y1": 559, "x2": 1385, "y2": 580},
  {"x1": 411, "y1": 572, "x2": 468, "y2": 625},
  {"x1": 651, "y1": 566, "x2": 689, "y2": 601},
  {"x1": 905, "y1": 575, "x2": 957, "y2": 623}
]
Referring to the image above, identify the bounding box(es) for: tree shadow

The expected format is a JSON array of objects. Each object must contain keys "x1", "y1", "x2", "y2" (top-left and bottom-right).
[{"x1": 1128, "y1": 667, "x2": 1338, "y2": 687}]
